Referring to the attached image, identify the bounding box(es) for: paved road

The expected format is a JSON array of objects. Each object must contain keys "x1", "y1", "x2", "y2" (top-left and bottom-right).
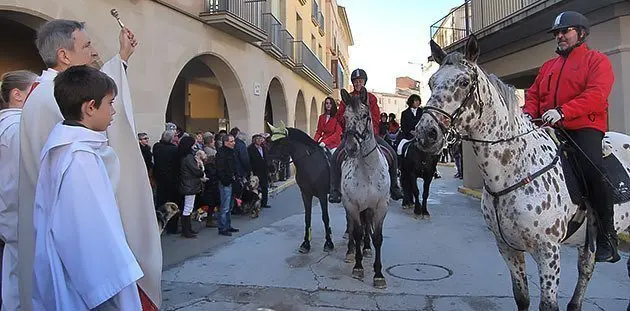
[{"x1": 160, "y1": 167, "x2": 630, "y2": 311}]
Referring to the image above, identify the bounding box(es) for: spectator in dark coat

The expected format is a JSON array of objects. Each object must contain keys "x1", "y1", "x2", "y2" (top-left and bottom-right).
[
  {"x1": 138, "y1": 132, "x2": 153, "y2": 172},
  {"x1": 248, "y1": 134, "x2": 270, "y2": 208},
  {"x1": 215, "y1": 134, "x2": 239, "y2": 236},
  {"x1": 152, "y1": 130, "x2": 182, "y2": 234},
  {"x1": 178, "y1": 136, "x2": 204, "y2": 238}
]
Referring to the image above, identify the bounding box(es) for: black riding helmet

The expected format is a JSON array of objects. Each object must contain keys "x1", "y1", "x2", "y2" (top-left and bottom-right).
[
  {"x1": 388, "y1": 113, "x2": 396, "y2": 119},
  {"x1": 549, "y1": 11, "x2": 590, "y2": 40},
  {"x1": 351, "y1": 68, "x2": 368, "y2": 84},
  {"x1": 380, "y1": 112, "x2": 388, "y2": 118}
]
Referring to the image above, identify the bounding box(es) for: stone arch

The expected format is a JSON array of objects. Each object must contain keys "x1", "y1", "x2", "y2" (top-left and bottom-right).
[
  {"x1": 166, "y1": 53, "x2": 247, "y2": 134},
  {"x1": 309, "y1": 97, "x2": 319, "y2": 136},
  {"x1": 264, "y1": 77, "x2": 288, "y2": 131},
  {"x1": 294, "y1": 90, "x2": 307, "y2": 132},
  {"x1": 0, "y1": 9, "x2": 48, "y2": 74}
]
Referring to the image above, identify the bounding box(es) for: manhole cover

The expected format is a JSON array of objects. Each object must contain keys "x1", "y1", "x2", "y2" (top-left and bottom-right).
[{"x1": 386, "y1": 263, "x2": 453, "y2": 282}]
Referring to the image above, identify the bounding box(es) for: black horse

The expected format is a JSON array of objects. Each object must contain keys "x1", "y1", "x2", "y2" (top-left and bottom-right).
[
  {"x1": 400, "y1": 141, "x2": 440, "y2": 218},
  {"x1": 267, "y1": 122, "x2": 334, "y2": 253}
]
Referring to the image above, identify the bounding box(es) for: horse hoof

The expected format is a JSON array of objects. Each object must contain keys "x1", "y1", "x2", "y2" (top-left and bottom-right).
[
  {"x1": 422, "y1": 213, "x2": 431, "y2": 220},
  {"x1": 345, "y1": 253, "x2": 354, "y2": 263},
  {"x1": 363, "y1": 249, "x2": 372, "y2": 258},
  {"x1": 352, "y1": 268, "x2": 364, "y2": 279},
  {"x1": 323, "y1": 241, "x2": 335, "y2": 252},
  {"x1": 373, "y1": 277, "x2": 387, "y2": 289},
  {"x1": 299, "y1": 242, "x2": 311, "y2": 254}
]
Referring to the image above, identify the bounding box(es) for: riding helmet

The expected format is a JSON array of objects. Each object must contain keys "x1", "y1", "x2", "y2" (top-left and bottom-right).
[
  {"x1": 549, "y1": 11, "x2": 590, "y2": 35},
  {"x1": 351, "y1": 68, "x2": 368, "y2": 83}
]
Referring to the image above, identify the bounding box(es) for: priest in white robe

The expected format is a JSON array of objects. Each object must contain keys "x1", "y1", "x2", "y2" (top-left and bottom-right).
[{"x1": 17, "y1": 19, "x2": 162, "y2": 310}]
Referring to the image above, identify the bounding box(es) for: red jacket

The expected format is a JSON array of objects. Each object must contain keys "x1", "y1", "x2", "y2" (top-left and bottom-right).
[
  {"x1": 337, "y1": 90, "x2": 381, "y2": 135},
  {"x1": 313, "y1": 114, "x2": 342, "y2": 149},
  {"x1": 388, "y1": 121, "x2": 400, "y2": 134},
  {"x1": 523, "y1": 44, "x2": 614, "y2": 133}
]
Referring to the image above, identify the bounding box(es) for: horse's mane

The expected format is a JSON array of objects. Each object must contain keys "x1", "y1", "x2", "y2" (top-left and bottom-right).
[{"x1": 287, "y1": 127, "x2": 320, "y2": 148}]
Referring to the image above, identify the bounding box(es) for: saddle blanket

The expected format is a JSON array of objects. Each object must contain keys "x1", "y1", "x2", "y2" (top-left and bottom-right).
[{"x1": 397, "y1": 138, "x2": 412, "y2": 156}]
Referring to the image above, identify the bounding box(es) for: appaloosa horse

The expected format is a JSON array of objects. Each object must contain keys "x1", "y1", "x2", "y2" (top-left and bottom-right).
[
  {"x1": 340, "y1": 88, "x2": 391, "y2": 288},
  {"x1": 415, "y1": 35, "x2": 630, "y2": 311},
  {"x1": 267, "y1": 122, "x2": 334, "y2": 253}
]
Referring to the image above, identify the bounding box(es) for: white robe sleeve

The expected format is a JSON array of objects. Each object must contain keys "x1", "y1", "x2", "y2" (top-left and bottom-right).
[{"x1": 52, "y1": 150, "x2": 142, "y2": 309}]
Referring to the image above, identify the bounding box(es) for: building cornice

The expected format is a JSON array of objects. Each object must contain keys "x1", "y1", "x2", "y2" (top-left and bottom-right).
[{"x1": 337, "y1": 6, "x2": 354, "y2": 46}]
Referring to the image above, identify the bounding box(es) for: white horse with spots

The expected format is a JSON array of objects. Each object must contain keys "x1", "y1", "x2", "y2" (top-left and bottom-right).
[
  {"x1": 414, "y1": 35, "x2": 630, "y2": 311},
  {"x1": 339, "y1": 88, "x2": 390, "y2": 289}
]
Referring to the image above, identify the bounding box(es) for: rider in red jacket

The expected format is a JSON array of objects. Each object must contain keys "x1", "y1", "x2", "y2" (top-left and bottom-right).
[
  {"x1": 329, "y1": 68, "x2": 403, "y2": 203},
  {"x1": 523, "y1": 11, "x2": 619, "y2": 263}
]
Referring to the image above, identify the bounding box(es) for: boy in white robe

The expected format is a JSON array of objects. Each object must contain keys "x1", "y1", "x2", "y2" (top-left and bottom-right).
[{"x1": 32, "y1": 65, "x2": 143, "y2": 310}]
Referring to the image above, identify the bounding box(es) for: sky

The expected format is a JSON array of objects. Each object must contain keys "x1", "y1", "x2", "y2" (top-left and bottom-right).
[{"x1": 336, "y1": 0, "x2": 464, "y2": 93}]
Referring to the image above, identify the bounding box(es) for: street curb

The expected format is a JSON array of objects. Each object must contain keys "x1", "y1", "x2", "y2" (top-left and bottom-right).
[
  {"x1": 438, "y1": 162, "x2": 456, "y2": 168},
  {"x1": 269, "y1": 177, "x2": 296, "y2": 195},
  {"x1": 458, "y1": 186, "x2": 482, "y2": 200}
]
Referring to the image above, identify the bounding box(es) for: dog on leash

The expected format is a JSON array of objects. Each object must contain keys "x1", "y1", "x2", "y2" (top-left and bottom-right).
[
  {"x1": 156, "y1": 202, "x2": 179, "y2": 235},
  {"x1": 241, "y1": 173, "x2": 262, "y2": 218}
]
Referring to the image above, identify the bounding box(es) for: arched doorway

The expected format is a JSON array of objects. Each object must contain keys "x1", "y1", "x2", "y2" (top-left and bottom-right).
[
  {"x1": 294, "y1": 90, "x2": 307, "y2": 132},
  {"x1": 0, "y1": 10, "x2": 46, "y2": 75},
  {"x1": 166, "y1": 54, "x2": 247, "y2": 135},
  {"x1": 309, "y1": 97, "x2": 319, "y2": 136},
  {"x1": 264, "y1": 77, "x2": 287, "y2": 131}
]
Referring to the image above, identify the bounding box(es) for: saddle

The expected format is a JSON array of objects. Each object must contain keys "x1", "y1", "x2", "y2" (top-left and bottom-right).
[
  {"x1": 544, "y1": 128, "x2": 630, "y2": 243},
  {"x1": 397, "y1": 139, "x2": 413, "y2": 157}
]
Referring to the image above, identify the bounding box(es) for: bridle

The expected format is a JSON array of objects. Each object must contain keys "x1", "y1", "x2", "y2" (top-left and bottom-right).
[
  {"x1": 345, "y1": 108, "x2": 378, "y2": 158},
  {"x1": 420, "y1": 66, "x2": 538, "y2": 146}
]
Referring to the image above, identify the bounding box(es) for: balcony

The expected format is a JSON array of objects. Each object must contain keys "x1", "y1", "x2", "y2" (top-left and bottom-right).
[
  {"x1": 201, "y1": 0, "x2": 266, "y2": 43},
  {"x1": 318, "y1": 11, "x2": 325, "y2": 36},
  {"x1": 429, "y1": 0, "x2": 471, "y2": 49},
  {"x1": 312, "y1": 1, "x2": 319, "y2": 26},
  {"x1": 293, "y1": 41, "x2": 333, "y2": 93},
  {"x1": 280, "y1": 30, "x2": 295, "y2": 66},
  {"x1": 472, "y1": 0, "x2": 541, "y2": 32},
  {"x1": 261, "y1": 13, "x2": 283, "y2": 58},
  {"x1": 332, "y1": 59, "x2": 345, "y2": 89}
]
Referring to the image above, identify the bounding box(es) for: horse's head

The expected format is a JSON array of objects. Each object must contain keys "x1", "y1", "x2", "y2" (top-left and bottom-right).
[
  {"x1": 414, "y1": 35, "x2": 482, "y2": 154},
  {"x1": 341, "y1": 88, "x2": 373, "y2": 157}
]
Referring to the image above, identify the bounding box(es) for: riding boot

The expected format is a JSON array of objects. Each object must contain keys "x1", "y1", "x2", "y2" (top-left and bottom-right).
[
  {"x1": 329, "y1": 149, "x2": 342, "y2": 203},
  {"x1": 180, "y1": 215, "x2": 197, "y2": 238},
  {"x1": 595, "y1": 208, "x2": 620, "y2": 263}
]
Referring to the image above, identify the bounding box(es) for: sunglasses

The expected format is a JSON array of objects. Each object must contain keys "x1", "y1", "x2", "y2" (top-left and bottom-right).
[{"x1": 552, "y1": 27, "x2": 576, "y2": 37}]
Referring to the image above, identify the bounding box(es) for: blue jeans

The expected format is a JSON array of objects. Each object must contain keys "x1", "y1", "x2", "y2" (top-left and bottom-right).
[{"x1": 219, "y1": 185, "x2": 233, "y2": 231}]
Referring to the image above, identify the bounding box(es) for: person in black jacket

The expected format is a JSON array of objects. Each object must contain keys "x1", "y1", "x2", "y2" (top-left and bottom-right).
[
  {"x1": 152, "y1": 130, "x2": 182, "y2": 234},
  {"x1": 400, "y1": 94, "x2": 422, "y2": 140},
  {"x1": 215, "y1": 134, "x2": 240, "y2": 236},
  {"x1": 178, "y1": 136, "x2": 204, "y2": 238},
  {"x1": 248, "y1": 134, "x2": 270, "y2": 208}
]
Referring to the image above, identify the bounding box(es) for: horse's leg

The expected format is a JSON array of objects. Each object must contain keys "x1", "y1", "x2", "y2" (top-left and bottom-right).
[
  {"x1": 299, "y1": 193, "x2": 313, "y2": 253},
  {"x1": 567, "y1": 246, "x2": 595, "y2": 311},
  {"x1": 532, "y1": 245, "x2": 561, "y2": 311},
  {"x1": 412, "y1": 175, "x2": 422, "y2": 217},
  {"x1": 320, "y1": 194, "x2": 334, "y2": 252},
  {"x1": 372, "y1": 214, "x2": 386, "y2": 289},
  {"x1": 345, "y1": 214, "x2": 355, "y2": 263},
  {"x1": 497, "y1": 242, "x2": 530, "y2": 311},
  {"x1": 420, "y1": 175, "x2": 431, "y2": 219},
  {"x1": 352, "y1": 215, "x2": 364, "y2": 279},
  {"x1": 361, "y1": 210, "x2": 372, "y2": 258},
  {"x1": 401, "y1": 170, "x2": 412, "y2": 209}
]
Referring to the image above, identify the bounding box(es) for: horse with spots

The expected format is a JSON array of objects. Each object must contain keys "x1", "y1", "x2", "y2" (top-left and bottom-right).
[
  {"x1": 415, "y1": 35, "x2": 630, "y2": 311},
  {"x1": 339, "y1": 88, "x2": 390, "y2": 289}
]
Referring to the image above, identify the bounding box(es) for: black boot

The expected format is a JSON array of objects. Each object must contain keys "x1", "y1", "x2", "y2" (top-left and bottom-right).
[
  {"x1": 329, "y1": 149, "x2": 342, "y2": 203},
  {"x1": 180, "y1": 215, "x2": 197, "y2": 238},
  {"x1": 389, "y1": 154, "x2": 403, "y2": 201},
  {"x1": 595, "y1": 215, "x2": 620, "y2": 263}
]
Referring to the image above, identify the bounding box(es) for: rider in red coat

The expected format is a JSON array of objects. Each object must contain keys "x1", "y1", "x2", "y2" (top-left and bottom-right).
[
  {"x1": 328, "y1": 68, "x2": 403, "y2": 203},
  {"x1": 523, "y1": 11, "x2": 619, "y2": 263},
  {"x1": 314, "y1": 97, "x2": 342, "y2": 150}
]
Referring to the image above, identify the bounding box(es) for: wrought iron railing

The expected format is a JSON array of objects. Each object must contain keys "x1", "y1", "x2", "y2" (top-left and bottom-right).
[
  {"x1": 262, "y1": 13, "x2": 283, "y2": 50},
  {"x1": 429, "y1": 0, "x2": 471, "y2": 48},
  {"x1": 204, "y1": 0, "x2": 264, "y2": 29},
  {"x1": 471, "y1": 0, "x2": 541, "y2": 32},
  {"x1": 294, "y1": 41, "x2": 333, "y2": 88}
]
